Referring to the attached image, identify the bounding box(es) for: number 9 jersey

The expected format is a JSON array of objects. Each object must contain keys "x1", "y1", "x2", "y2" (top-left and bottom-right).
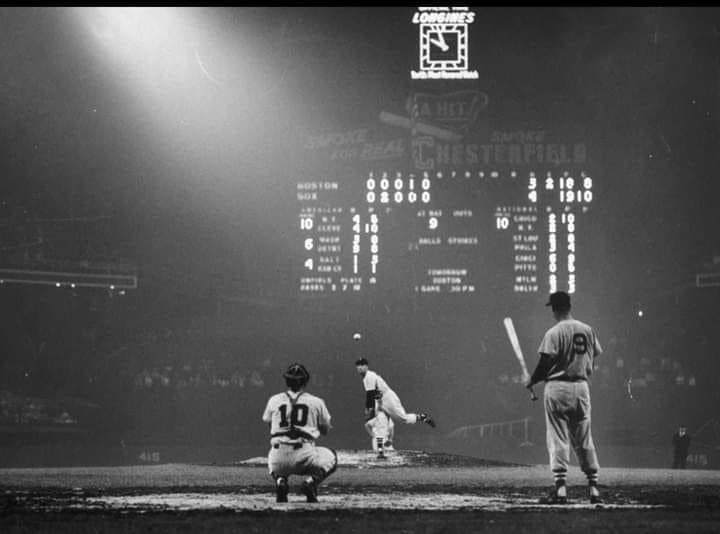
[
  {"x1": 537, "y1": 318, "x2": 603, "y2": 381},
  {"x1": 263, "y1": 391, "x2": 332, "y2": 443}
]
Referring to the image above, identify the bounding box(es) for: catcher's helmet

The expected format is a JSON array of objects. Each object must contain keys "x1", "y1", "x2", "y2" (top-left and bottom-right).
[{"x1": 283, "y1": 362, "x2": 310, "y2": 386}]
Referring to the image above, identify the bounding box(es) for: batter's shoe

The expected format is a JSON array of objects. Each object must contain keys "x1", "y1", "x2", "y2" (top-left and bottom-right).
[
  {"x1": 589, "y1": 486, "x2": 602, "y2": 504},
  {"x1": 301, "y1": 478, "x2": 319, "y2": 503},
  {"x1": 275, "y1": 477, "x2": 289, "y2": 503},
  {"x1": 538, "y1": 485, "x2": 568, "y2": 505},
  {"x1": 376, "y1": 450, "x2": 386, "y2": 459},
  {"x1": 419, "y1": 413, "x2": 436, "y2": 428}
]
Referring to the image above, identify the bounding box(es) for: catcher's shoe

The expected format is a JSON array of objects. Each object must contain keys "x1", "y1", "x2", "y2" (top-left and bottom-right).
[
  {"x1": 419, "y1": 413, "x2": 436, "y2": 428},
  {"x1": 301, "y1": 478, "x2": 319, "y2": 503},
  {"x1": 589, "y1": 486, "x2": 602, "y2": 504},
  {"x1": 275, "y1": 477, "x2": 289, "y2": 503},
  {"x1": 538, "y1": 485, "x2": 568, "y2": 505}
]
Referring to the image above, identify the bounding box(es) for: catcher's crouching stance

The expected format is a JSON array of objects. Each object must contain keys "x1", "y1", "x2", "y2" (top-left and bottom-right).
[{"x1": 262, "y1": 363, "x2": 338, "y2": 503}]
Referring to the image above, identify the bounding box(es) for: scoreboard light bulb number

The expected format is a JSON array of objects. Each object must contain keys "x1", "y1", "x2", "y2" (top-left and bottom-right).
[
  {"x1": 496, "y1": 216, "x2": 510, "y2": 230},
  {"x1": 428, "y1": 217, "x2": 438, "y2": 230},
  {"x1": 304, "y1": 238, "x2": 314, "y2": 251}
]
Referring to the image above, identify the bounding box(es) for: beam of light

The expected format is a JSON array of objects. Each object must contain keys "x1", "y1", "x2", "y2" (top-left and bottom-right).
[
  {"x1": 76, "y1": 6, "x2": 196, "y2": 88},
  {"x1": 70, "y1": 6, "x2": 291, "y2": 194},
  {"x1": 93, "y1": 7, "x2": 178, "y2": 50}
]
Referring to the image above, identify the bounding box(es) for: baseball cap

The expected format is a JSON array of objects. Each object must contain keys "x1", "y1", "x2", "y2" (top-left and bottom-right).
[
  {"x1": 355, "y1": 358, "x2": 369, "y2": 366},
  {"x1": 546, "y1": 291, "x2": 571, "y2": 309},
  {"x1": 283, "y1": 362, "x2": 310, "y2": 381}
]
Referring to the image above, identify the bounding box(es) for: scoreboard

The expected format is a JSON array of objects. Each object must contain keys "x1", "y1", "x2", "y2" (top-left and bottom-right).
[
  {"x1": 292, "y1": 104, "x2": 596, "y2": 303},
  {"x1": 296, "y1": 167, "x2": 595, "y2": 298}
]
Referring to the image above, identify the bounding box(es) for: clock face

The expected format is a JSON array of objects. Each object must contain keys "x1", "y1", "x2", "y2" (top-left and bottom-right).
[
  {"x1": 420, "y1": 24, "x2": 468, "y2": 71},
  {"x1": 428, "y1": 31, "x2": 459, "y2": 62}
]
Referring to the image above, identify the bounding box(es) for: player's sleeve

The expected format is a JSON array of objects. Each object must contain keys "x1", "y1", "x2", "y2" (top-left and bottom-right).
[
  {"x1": 537, "y1": 329, "x2": 558, "y2": 356},
  {"x1": 365, "y1": 390, "x2": 377, "y2": 409},
  {"x1": 261, "y1": 397, "x2": 274, "y2": 423},
  {"x1": 362, "y1": 372, "x2": 375, "y2": 391},
  {"x1": 530, "y1": 331, "x2": 557, "y2": 386},
  {"x1": 317, "y1": 399, "x2": 332, "y2": 434},
  {"x1": 318, "y1": 399, "x2": 332, "y2": 427}
]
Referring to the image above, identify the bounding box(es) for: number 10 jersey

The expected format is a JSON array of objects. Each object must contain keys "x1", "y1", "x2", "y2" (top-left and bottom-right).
[{"x1": 262, "y1": 390, "x2": 332, "y2": 443}]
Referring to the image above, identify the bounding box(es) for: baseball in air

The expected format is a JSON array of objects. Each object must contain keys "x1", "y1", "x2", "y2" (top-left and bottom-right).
[{"x1": 353, "y1": 332, "x2": 362, "y2": 341}]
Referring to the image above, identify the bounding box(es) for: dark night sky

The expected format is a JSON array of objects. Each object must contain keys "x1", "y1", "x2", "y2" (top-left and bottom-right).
[{"x1": 1, "y1": 6, "x2": 719, "y2": 309}]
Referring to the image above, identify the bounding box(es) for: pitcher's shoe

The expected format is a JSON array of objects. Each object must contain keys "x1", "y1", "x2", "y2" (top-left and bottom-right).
[{"x1": 418, "y1": 413, "x2": 436, "y2": 428}]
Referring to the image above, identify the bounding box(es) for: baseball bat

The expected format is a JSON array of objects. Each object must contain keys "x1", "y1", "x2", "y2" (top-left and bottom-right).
[{"x1": 503, "y1": 317, "x2": 538, "y2": 401}]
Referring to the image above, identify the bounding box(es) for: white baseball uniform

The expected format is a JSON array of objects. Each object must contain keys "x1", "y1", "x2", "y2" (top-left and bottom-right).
[
  {"x1": 262, "y1": 390, "x2": 337, "y2": 480},
  {"x1": 537, "y1": 317, "x2": 602, "y2": 480},
  {"x1": 362, "y1": 369, "x2": 419, "y2": 424}
]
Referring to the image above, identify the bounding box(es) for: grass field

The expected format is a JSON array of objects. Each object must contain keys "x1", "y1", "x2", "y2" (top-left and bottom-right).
[{"x1": 2, "y1": 450, "x2": 720, "y2": 532}]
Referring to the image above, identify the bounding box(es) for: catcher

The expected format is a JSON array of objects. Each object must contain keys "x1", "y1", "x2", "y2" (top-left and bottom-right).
[{"x1": 262, "y1": 363, "x2": 338, "y2": 503}]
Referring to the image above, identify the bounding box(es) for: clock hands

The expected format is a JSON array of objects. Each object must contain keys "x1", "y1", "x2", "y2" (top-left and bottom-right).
[{"x1": 429, "y1": 33, "x2": 449, "y2": 52}]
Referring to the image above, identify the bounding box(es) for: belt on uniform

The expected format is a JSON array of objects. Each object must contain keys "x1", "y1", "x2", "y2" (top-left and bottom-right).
[
  {"x1": 271, "y1": 428, "x2": 315, "y2": 441},
  {"x1": 549, "y1": 376, "x2": 587, "y2": 383},
  {"x1": 273, "y1": 442, "x2": 304, "y2": 450}
]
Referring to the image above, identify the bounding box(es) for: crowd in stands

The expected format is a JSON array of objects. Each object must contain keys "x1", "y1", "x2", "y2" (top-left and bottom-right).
[
  {"x1": 0, "y1": 391, "x2": 78, "y2": 426},
  {"x1": 493, "y1": 334, "x2": 700, "y2": 391},
  {"x1": 131, "y1": 362, "x2": 337, "y2": 392}
]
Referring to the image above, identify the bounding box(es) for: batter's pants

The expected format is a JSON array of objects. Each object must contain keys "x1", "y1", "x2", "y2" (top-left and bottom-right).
[
  {"x1": 544, "y1": 380, "x2": 599, "y2": 475},
  {"x1": 379, "y1": 389, "x2": 419, "y2": 424},
  {"x1": 268, "y1": 441, "x2": 337, "y2": 481}
]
